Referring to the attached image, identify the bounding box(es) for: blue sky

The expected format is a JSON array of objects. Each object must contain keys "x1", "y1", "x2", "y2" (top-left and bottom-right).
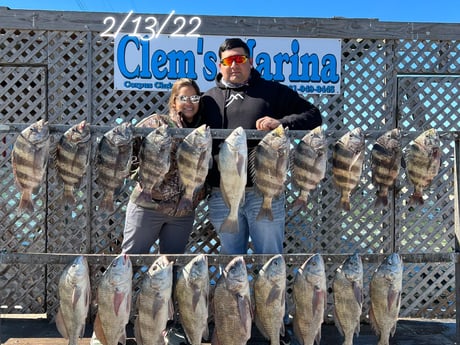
[{"x1": 2, "y1": 0, "x2": 459, "y2": 23}]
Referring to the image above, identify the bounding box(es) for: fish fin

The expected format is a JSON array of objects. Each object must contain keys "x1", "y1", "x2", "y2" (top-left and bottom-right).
[
  {"x1": 220, "y1": 217, "x2": 239, "y2": 234},
  {"x1": 374, "y1": 193, "x2": 388, "y2": 207},
  {"x1": 314, "y1": 330, "x2": 322, "y2": 345},
  {"x1": 312, "y1": 287, "x2": 324, "y2": 317},
  {"x1": 352, "y1": 281, "x2": 363, "y2": 307},
  {"x1": 113, "y1": 290, "x2": 125, "y2": 316},
  {"x1": 99, "y1": 194, "x2": 115, "y2": 212},
  {"x1": 237, "y1": 294, "x2": 250, "y2": 333},
  {"x1": 368, "y1": 304, "x2": 380, "y2": 337},
  {"x1": 387, "y1": 287, "x2": 400, "y2": 312},
  {"x1": 292, "y1": 196, "x2": 308, "y2": 213},
  {"x1": 62, "y1": 186, "x2": 76, "y2": 205},
  {"x1": 339, "y1": 196, "x2": 351, "y2": 211},
  {"x1": 266, "y1": 286, "x2": 281, "y2": 304},
  {"x1": 349, "y1": 151, "x2": 363, "y2": 172},
  {"x1": 256, "y1": 198, "x2": 274, "y2": 221},
  {"x1": 18, "y1": 191, "x2": 34, "y2": 213},
  {"x1": 55, "y1": 308, "x2": 69, "y2": 339},
  {"x1": 409, "y1": 192, "x2": 424, "y2": 205},
  {"x1": 71, "y1": 286, "x2": 82, "y2": 309},
  {"x1": 248, "y1": 147, "x2": 257, "y2": 184},
  {"x1": 236, "y1": 152, "x2": 246, "y2": 177},
  {"x1": 191, "y1": 288, "x2": 201, "y2": 312},
  {"x1": 134, "y1": 318, "x2": 143, "y2": 345},
  {"x1": 94, "y1": 313, "x2": 108, "y2": 345},
  {"x1": 333, "y1": 307, "x2": 345, "y2": 336},
  {"x1": 168, "y1": 297, "x2": 175, "y2": 320},
  {"x1": 280, "y1": 322, "x2": 285, "y2": 337}
]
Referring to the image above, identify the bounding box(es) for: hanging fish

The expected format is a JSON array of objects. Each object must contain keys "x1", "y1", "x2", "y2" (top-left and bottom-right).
[
  {"x1": 404, "y1": 128, "x2": 441, "y2": 205},
  {"x1": 332, "y1": 127, "x2": 365, "y2": 211}
]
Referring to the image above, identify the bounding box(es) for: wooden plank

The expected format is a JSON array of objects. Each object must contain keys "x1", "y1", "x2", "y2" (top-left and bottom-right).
[{"x1": 1, "y1": 7, "x2": 460, "y2": 40}]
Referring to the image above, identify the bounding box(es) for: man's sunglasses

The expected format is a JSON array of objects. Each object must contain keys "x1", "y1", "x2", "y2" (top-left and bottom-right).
[
  {"x1": 220, "y1": 55, "x2": 249, "y2": 67},
  {"x1": 178, "y1": 95, "x2": 201, "y2": 104}
]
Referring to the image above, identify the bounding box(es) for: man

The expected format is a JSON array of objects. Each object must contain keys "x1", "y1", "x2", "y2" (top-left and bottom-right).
[{"x1": 202, "y1": 38, "x2": 322, "y2": 255}]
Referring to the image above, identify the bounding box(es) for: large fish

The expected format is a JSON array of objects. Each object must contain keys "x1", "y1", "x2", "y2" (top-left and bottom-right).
[
  {"x1": 371, "y1": 129, "x2": 402, "y2": 207},
  {"x1": 332, "y1": 253, "x2": 364, "y2": 345},
  {"x1": 212, "y1": 256, "x2": 252, "y2": 345},
  {"x1": 217, "y1": 126, "x2": 248, "y2": 233},
  {"x1": 369, "y1": 253, "x2": 403, "y2": 345},
  {"x1": 55, "y1": 256, "x2": 91, "y2": 345},
  {"x1": 176, "y1": 124, "x2": 212, "y2": 211},
  {"x1": 11, "y1": 119, "x2": 50, "y2": 212},
  {"x1": 93, "y1": 254, "x2": 132, "y2": 345},
  {"x1": 175, "y1": 254, "x2": 209, "y2": 345},
  {"x1": 254, "y1": 254, "x2": 286, "y2": 345},
  {"x1": 292, "y1": 126, "x2": 327, "y2": 211},
  {"x1": 332, "y1": 127, "x2": 365, "y2": 211},
  {"x1": 95, "y1": 122, "x2": 133, "y2": 212},
  {"x1": 251, "y1": 125, "x2": 290, "y2": 221},
  {"x1": 292, "y1": 254, "x2": 327, "y2": 345},
  {"x1": 134, "y1": 124, "x2": 172, "y2": 204},
  {"x1": 405, "y1": 128, "x2": 441, "y2": 205},
  {"x1": 55, "y1": 120, "x2": 92, "y2": 204},
  {"x1": 134, "y1": 255, "x2": 174, "y2": 345}
]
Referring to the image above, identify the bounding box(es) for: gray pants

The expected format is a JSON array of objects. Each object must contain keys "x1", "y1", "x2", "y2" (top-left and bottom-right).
[{"x1": 121, "y1": 201, "x2": 195, "y2": 254}]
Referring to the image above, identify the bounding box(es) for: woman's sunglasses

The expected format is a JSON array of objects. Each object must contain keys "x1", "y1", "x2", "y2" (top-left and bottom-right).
[
  {"x1": 220, "y1": 55, "x2": 248, "y2": 67},
  {"x1": 178, "y1": 95, "x2": 201, "y2": 104}
]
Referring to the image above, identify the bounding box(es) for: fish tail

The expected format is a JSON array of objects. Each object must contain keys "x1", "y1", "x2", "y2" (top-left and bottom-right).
[
  {"x1": 256, "y1": 199, "x2": 274, "y2": 221},
  {"x1": 62, "y1": 187, "x2": 76, "y2": 205},
  {"x1": 18, "y1": 191, "x2": 34, "y2": 213},
  {"x1": 292, "y1": 197, "x2": 308, "y2": 212},
  {"x1": 99, "y1": 195, "x2": 114, "y2": 212},
  {"x1": 409, "y1": 193, "x2": 424, "y2": 205},
  {"x1": 339, "y1": 196, "x2": 351, "y2": 211},
  {"x1": 220, "y1": 216, "x2": 238, "y2": 234},
  {"x1": 374, "y1": 193, "x2": 388, "y2": 207}
]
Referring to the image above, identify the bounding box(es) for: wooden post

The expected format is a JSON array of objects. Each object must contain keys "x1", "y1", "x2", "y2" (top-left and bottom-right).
[{"x1": 454, "y1": 135, "x2": 460, "y2": 344}]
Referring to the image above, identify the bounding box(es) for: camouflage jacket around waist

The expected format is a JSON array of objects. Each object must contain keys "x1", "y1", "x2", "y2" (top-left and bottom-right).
[{"x1": 129, "y1": 114, "x2": 205, "y2": 217}]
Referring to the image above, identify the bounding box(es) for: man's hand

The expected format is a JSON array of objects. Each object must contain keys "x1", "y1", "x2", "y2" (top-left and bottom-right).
[{"x1": 255, "y1": 116, "x2": 281, "y2": 130}]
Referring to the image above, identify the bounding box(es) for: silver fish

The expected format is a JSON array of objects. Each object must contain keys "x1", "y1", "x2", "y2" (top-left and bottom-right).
[
  {"x1": 11, "y1": 119, "x2": 50, "y2": 212},
  {"x1": 332, "y1": 127, "x2": 365, "y2": 211},
  {"x1": 254, "y1": 254, "x2": 286, "y2": 345},
  {"x1": 56, "y1": 256, "x2": 91, "y2": 345},
  {"x1": 134, "y1": 255, "x2": 174, "y2": 345},
  {"x1": 371, "y1": 129, "x2": 402, "y2": 207},
  {"x1": 175, "y1": 254, "x2": 209, "y2": 345},
  {"x1": 93, "y1": 254, "x2": 133, "y2": 345},
  {"x1": 332, "y1": 253, "x2": 364, "y2": 345},
  {"x1": 134, "y1": 124, "x2": 172, "y2": 204},
  {"x1": 176, "y1": 124, "x2": 212, "y2": 212},
  {"x1": 218, "y1": 126, "x2": 248, "y2": 233},
  {"x1": 369, "y1": 253, "x2": 403, "y2": 345},
  {"x1": 292, "y1": 126, "x2": 327, "y2": 211},
  {"x1": 212, "y1": 256, "x2": 252, "y2": 345},
  {"x1": 293, "y1": 253, "x2": 327, "y2": 345},
  {"x1": 405, "y1": 128, "x2": 441, "y2": 205},
  {"x1": 252, "y1": 125, "x2": 290, "y2": 221},
  {"x1": 55, "y1": 120, "x2": 91, "y2": 204},
  {"x1": 95, "y1": 122, "x2": 133, "y2": 212}
]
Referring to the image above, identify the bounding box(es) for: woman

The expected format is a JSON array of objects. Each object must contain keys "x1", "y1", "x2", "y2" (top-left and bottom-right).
[{"x1": 121, "y1": 78, "x2": 203, "y2": 255}]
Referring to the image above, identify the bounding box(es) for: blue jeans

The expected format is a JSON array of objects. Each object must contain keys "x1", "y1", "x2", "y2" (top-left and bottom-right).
[{"x1": 208, "y1": 188, "x2": 285, "y2": 254}]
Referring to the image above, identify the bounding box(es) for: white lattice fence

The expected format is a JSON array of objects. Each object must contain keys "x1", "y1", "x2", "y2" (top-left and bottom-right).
[{"x1": 0, "y1": 18, "x2": 459, "y2": 323}]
